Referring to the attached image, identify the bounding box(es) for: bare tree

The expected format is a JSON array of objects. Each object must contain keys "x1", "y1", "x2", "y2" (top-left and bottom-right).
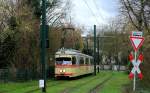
[{"x1": 120, "y1": 0, "x2": 150, "y2": 33}]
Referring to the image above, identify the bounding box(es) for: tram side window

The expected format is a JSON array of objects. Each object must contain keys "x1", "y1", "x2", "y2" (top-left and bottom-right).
[
  {"x1": 85, "y1": 58, "x2": 89, "y2": 65},
  {"x1": 80, "y1": 57, "x2": 84, "y2": 65},
  {"x1": 72, "y1": 56, "x2": 76, "y2": 64},
  {"x1": 90, "y1": 58, "x2": 94, "y2": 65}
]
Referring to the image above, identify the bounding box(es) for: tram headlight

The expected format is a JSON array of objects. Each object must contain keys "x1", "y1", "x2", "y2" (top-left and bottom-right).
[
  {"x1": 59, "y1": 69, "x2": 63, "y2": 72},
  {"x1": 63, "y1": 69, "x2": 66, "y2": 72}
]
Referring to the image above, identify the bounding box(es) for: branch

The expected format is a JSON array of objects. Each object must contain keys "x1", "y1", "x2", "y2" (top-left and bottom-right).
[
  {"x1": 126, "y1": 0, "x2": 144, "y2": 30},
  {"x1": 126, "y1": 0, "x2": 138, "y2": 18},
  {"x1": 143, "y1": 12, "x2": 150, "y2": 33},
  {"x1": 122, "y1": 0, "x2": 139, "y2": 30},
  {"x1": 141, "y1": 0, "x2": 150, "y2": 33}
]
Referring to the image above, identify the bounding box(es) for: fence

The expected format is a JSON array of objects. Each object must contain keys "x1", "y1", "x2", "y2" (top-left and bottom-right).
[
  {"x1": 97, "y1": 65, "x2": 127, "y2": 71},
  {"x1": 0, "y1": 66, "x2": 55, "y2": 83}
]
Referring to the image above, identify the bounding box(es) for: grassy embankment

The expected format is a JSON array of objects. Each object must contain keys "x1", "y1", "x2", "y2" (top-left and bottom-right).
[{"x1": 0, "y1": 71, "x2": 129, "y2": 93}]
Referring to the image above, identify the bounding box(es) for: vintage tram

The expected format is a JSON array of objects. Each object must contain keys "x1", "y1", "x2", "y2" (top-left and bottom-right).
[{"x1": 55, "y1": 48, "x2": 94, "y2": 78}]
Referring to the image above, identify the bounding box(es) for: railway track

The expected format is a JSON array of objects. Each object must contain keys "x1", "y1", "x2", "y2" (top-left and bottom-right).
[
  {"x1": 60, "y1": 73, "x2": 112, "y2": 93},
  {"x1": 61, "y1": 76, "x2": 101, "y2": 93},
  {"x1": 89, "y1": 75, "x2": 112, "y2": 93}
]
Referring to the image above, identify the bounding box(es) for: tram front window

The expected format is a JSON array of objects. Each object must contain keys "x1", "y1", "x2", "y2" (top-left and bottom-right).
[{"x1": 56, "y1": 57, "x2": 72, "y2": 65}]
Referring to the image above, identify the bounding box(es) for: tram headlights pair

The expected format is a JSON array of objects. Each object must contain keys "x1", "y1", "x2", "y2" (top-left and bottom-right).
[{"x1": 59, "y1": 69, "x2": 66, "y2": 73}]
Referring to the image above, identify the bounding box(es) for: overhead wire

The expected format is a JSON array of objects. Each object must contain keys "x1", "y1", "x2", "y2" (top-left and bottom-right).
[
  {"x1": 82, "y1": 0, "x2": 102, "y2": 25},
  {"x1": 92, "y1": 0, "x2": 105, "y2": 21}
]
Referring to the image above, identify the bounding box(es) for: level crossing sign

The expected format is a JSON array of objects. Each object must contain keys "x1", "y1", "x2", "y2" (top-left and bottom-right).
[
  {"x1": 129, "y1": 31, "x2": 144, "y2": 91},
  {"x1": 128, "y1": 53, "x2": 143, "y2": 80}
]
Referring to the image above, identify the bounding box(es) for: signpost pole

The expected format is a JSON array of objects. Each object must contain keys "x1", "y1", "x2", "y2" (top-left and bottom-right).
[
  {"x1": 133, "y1": 51, "x2": 137, "y2": 91},
  {"x1": 130, "y1": 31, "x2": 145, "y2": 91}
]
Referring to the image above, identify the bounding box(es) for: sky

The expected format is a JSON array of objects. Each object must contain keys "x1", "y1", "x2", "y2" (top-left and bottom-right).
[{"x1": 71, "y1": 0, "x2": 120, "y2": 26}]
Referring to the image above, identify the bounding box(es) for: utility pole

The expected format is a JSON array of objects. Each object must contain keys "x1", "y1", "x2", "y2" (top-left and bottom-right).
[
  {"x1": 94, "y1": 25, "x2": 96, "y2": 75},
  {"x1": 97, "y1": 37, "x2": 100, "y2": 73},
  {"x1": 96, "y1": 35, "x2": 114, "y2": 71},
  {"x1": 40, "y1": 0, "x2": 47, "y2": 92},
  {"x1": 86, "y1": 37, "x2": 89, "y2": 54}
]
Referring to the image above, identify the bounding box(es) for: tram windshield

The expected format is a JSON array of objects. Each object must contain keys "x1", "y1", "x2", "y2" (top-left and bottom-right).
[{"x1": 56, "y1": 57, "x2": 72, "y2": 65}]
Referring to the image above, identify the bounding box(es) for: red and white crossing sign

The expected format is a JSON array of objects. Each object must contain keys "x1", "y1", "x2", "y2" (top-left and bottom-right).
[
  {"x1": 129, "y1": 31, "x2": 144, "y2": 91},
  {"x1": 128, "y1": 53, "x2": 143, "y2": 80},
  {"x1": 130, "y1": 36, "x2": 144, "y2": 51}
]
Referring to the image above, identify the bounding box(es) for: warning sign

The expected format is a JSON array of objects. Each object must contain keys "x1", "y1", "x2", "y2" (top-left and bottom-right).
[{"x1": 130, "y1": 36, "x2": 144, "y2": 51}]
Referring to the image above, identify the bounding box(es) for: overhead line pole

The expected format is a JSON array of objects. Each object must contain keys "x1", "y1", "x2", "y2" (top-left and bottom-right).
[
  {"x1": 86, "y1": 37, "x2": 89, "y2": 54},
  {"x1": 97, "y1": 37, "x2": 100, "y2": 73},
  {"x1": 94, "y1": 25, "x2": 96, "y2": 75},
  {"x1": 40, "y1": 0, "x2": 47, "y2": 92},
  {"x1": 96, "y1": 35, "x2": 114, "y2": 71}
]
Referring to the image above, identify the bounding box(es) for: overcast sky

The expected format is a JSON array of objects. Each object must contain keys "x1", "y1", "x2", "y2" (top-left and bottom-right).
[{"x1": 71, "y1": 0, "x2": 120, "y2": 26}]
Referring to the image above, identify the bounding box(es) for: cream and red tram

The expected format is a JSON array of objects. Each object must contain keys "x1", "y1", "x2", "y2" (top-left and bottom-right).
[{"x1": 55, "y1": 49, "x2": 94, "y2": 78}]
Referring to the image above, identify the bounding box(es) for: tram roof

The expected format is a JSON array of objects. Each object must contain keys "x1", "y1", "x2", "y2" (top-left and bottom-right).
[{"x1": 55, "y1": 48, "x2": 93, "y2": 58}]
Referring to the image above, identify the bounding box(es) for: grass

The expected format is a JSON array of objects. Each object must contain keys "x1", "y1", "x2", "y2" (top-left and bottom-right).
[
  {"x1": 0, "y1": 71, "x2": 129, "y2": 93},
  {"x1": 0, "y1": 80, "x2": 62, "y2": 93},
  {"x1": 99, "y1": 72, "x2": 130, "y2": 93},
  {"x1": 70, "y1": 71, "x2": 112, "y2": 93},
  {"x1": 32, "y1": 71, "x2": 112, "y2": 93},
  {"x1": 0, "y1": 81, "x2": 38, "y2": 93}
]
